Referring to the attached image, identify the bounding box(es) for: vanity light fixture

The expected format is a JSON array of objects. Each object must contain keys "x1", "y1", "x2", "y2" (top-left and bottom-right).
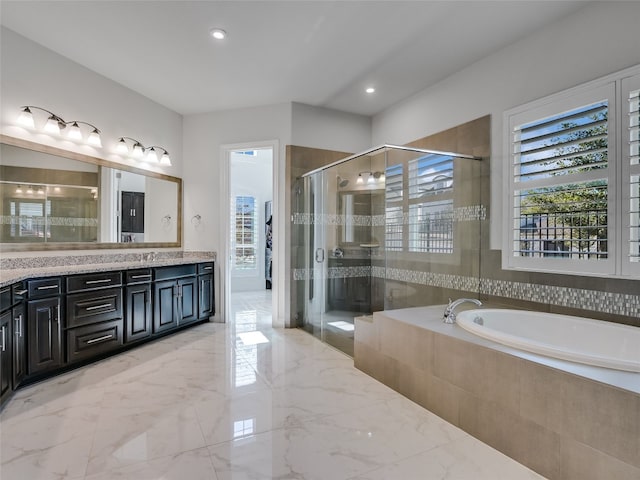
[
  {"x1": 116, "y1": 137, "x2": 172, "y2": 166},
  {"x1": 16, "y1": 106, "x2": 103, "y2": 147}
]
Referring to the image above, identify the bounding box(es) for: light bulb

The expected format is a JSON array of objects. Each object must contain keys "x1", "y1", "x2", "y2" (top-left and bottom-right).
[
  {"x1": 132, "y1": 143, "x2": 144, "y2": 158},
  {"x1": 67, "y1": 122, "x2": 83, "y2": 141},
  {"x1": 160, "y1": 152, "x2": 172, "y2": 166},
  {"x1": 87, "y1": 129, "x2": 102, "y2": 147},
  {"x1": 44, "y1": 116, "x2": 61, "y2": 134},
  {"x1": 146, "y1": 147, "x2": 159, "y2": 163},
  {"x1": 17, "y1": 107, "x2": 35, "y2": 128},
  {"x1": 116, "y1": 138, "x2": 129, "y2": 154}
]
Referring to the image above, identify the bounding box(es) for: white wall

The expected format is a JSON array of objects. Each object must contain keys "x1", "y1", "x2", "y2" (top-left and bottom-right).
[
  {"x1": 291, "y1": 102, "x2": 371, "y2": 153},
  {"x1": 230, "y1": 150, "x2": 273, "y2": 292},
  {"x1": 144, "y1": 176, "x2": 178, "y2": 243},
  {"x1": 0, "y1": 27, "x2": 183, "y2": 179},
  {"x1": 371, "y1": 1, "x2": 640, "y2": 249}
]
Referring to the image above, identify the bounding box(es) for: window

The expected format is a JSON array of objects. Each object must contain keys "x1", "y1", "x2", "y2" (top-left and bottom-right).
[
  {"x1": 505, "y1": 66, "x2": 640, "y2": 277},
  {"x1": 232, "y1": 195, "x2": 258, "y2": 271},
  {"x1": 385, "y1": 153, "x2": 454, "y2": 254}
]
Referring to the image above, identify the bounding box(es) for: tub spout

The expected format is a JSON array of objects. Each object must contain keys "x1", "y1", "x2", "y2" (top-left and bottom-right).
[{"x1": 443, "y1": 298, "x2": 482, "y2": 324}]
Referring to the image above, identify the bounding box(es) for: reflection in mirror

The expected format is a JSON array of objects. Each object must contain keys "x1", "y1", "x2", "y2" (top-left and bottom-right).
[{"x1": 0, "y1": 137, "x2": 181, "y2": 250}]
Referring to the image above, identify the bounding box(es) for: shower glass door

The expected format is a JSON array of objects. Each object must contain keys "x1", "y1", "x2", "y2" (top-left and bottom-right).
[{"x1": 300, "y1": 152, "x2": 385, "y2": 356}]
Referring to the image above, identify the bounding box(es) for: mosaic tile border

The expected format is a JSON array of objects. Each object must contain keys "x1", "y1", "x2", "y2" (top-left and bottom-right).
[
  {"x1": 293, "y1": 265, "x2": 640, "y2": 318},
  {"x1": 0, "y1": 215, "x2": 98, "y2": 227},
  {"x1": 291, "y1": 205, "x2": 486, "y2": 226}
]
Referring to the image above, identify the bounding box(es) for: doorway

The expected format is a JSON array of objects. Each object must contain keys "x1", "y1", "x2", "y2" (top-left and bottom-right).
[{"x1": 220, "y1": 142, "x2": 277, "y2": 326}]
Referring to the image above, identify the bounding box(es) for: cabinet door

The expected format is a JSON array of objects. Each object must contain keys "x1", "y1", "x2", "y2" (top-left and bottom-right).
[
  {"x1": 178, "y1": 277, "x2": 198, "y2": 325},
  {"x1": 198, "y1": 274, "x2": 214, "y2": 319},
  {"x1": 121, "y1": 192, "x2": 134, "y2": 233},
  {"x1": 0, "y1": 311, "x2": 13, "y2": 407},
  {"x1": 12, "y1": 303, "x2": 26, "y2": 388},
  {"x1": 132, "y1": 193, "x2": 145, "y2": 233},
  {"x1": 153, "y1": 280, "x2": 177, "y2": 333},
  {"x1": 28, "y1": 297, "x2": 63, "y2": 375},
  {"x1": 125, "y1": 284, "x2": 152, "y2": 343}
]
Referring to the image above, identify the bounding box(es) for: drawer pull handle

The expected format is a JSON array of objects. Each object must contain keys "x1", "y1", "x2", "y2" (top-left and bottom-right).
[
  {"x1": 1, "y1": 325, "x2": 5, "y2": 352},
  {"x1": 85, "y1": 279, "x2": 112, "y2": 285},
  {"x1": 130, "y1": 274, "x2": 151, "y2": 279},
  {"x1": 37, "y1": 285, "x2": 59, "y2": 290},
  {"x1": 86, "y1": 334, "x2": 113, "y2": 345},
  {"x1": 203, "y1": 266, "x2": 213, "y2": 270},
  {"x1": 14, "y1": 314, "x2": 23, "y2": 337},
  {"x1": 14, "y1": 289, "x2": 28, "y2": 295},
  {"x1": 85, "y1": 303, "x2": 113, "y2": 311}
]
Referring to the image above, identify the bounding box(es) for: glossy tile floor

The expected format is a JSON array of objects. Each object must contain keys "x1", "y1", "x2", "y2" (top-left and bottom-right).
[{"x1": 0, "y1": 290, "x2": 545, "y2": 480}]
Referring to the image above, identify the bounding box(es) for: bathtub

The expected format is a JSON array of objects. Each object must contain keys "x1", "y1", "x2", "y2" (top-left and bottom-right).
[{"x1": 456, "y1": 309, "x2": 640, "y2": 372}]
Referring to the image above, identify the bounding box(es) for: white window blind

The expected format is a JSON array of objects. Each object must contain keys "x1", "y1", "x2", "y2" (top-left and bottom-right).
[{"x1": 503, "y1": 67, "x2": 640, "y2": 278}]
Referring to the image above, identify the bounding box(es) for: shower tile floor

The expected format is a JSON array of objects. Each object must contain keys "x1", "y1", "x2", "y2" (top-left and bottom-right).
[{"x1": 0, "y1": 291, "x2": 545, "y2": 479}]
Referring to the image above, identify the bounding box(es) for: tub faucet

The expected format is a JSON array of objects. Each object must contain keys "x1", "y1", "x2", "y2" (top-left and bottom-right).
[{"x1": 443, "y1": 298, "x2": 482, "y2": 324}]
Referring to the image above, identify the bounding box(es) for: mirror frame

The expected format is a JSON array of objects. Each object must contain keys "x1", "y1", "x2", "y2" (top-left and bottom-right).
[{"x1": 0, "y1": 134, "x2": 182, "y2": 252}]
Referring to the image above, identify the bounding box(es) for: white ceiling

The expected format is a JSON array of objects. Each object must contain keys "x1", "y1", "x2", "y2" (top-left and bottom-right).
[{"x1": 0, "y1": 1, "x2": 589, "y2": 117}]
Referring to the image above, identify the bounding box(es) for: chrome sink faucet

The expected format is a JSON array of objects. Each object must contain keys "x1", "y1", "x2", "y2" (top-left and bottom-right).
[{"x1": 442, "y1": 298, "x2": 482, "y2": 324}]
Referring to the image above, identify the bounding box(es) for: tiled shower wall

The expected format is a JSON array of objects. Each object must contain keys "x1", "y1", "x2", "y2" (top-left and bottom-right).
[{"x1": 287, "y1": 116, "x2": 640, "y2": 327}]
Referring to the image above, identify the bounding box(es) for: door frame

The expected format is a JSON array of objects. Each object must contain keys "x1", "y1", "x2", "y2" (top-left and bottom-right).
[{"x1": 219, "y1": 140, "x2": 280, "y2": 325}]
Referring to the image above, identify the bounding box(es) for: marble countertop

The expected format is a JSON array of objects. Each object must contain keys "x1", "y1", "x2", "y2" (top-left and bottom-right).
[{"x1": 0, "y1": 256, "x2": 215, "y2": 288}]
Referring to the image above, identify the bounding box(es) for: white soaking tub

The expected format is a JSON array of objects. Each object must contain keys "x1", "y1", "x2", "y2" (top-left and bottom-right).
[{"x1": 456, "y1": 309, "x2": 640, "y2": 372}]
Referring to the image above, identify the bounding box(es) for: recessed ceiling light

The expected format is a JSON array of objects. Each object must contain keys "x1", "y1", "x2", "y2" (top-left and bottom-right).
[
  {"x1": 210, "y1": 28, "x2": 227, "y2": 40},
  {"x1": 365, "y1": 87, "x2": 376, "y2": 94}
]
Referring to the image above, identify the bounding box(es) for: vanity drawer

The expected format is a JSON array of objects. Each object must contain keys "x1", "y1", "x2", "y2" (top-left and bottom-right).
[
  {"x1": 154, "y1": 264, "x2": 196, "y2": 281},
  {"x1": 67, "y1": 271, "x2": 122, "y2": 293},
  {"x1": 28, "y1": 278, "x2": 62, "y2": 299},
  {"x1": 66, "y1": 319, "x2": 123, "y2": 363},
  {"x1": 66, "y1": 287, "x2": 122, "y2": 328},
  {"x1": 197, "y1": 262, "x2": 214, "y2": 274},
  {"x1": 125, "y1": 269, "x2": 152, "y2": 284}
]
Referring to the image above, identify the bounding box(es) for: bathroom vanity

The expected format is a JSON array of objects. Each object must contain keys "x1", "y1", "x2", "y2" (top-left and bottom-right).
[{"x1": 0, "y1": 258, "x2": 215, "y2": 409}]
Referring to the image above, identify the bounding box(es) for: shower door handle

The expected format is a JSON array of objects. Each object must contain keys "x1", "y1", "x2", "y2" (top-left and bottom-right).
[{"x1": 315, "y1": 248, "x2": 325, "y2": 263}]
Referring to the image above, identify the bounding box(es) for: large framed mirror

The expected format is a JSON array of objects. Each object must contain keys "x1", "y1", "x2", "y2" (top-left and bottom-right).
[{"x1": 0, "y1": 135, "x2": 182, "y2": 251}]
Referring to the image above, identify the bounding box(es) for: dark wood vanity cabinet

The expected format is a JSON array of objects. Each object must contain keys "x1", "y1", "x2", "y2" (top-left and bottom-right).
[
  {"x1": 0, "y1": 309, "x2": 13, "y2": 408},
  {"x1": 12, "y1": 299, "x2": 26, "y2": 388},
  {"x1": 65, "y1": 272, "x2": 123, "y2": 364},
  {"x1": 153, "y1": 265, "x2": 198, "y2": 334},
  {"x1": 28, "y1": 296, "x2": 63, "y2": 376},
  {"x1": 197, "y1": 262, "x2": 215, "y2": 320},
  {"x1": 124, "y1": 269, "x2": 152, "y2": 343},
  {"x1": 1, "y1": 260, "x2": 214, "y2": 409}
]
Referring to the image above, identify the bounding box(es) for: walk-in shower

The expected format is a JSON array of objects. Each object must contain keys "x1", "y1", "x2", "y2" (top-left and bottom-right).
[{"x1": 293, "y1": 145, "x2": 483, "y2": 355}]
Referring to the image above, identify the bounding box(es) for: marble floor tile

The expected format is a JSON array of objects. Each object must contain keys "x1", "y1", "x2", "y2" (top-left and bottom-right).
[{"x1": 0, "y1": 290, "x2": 546, "y2": 480}]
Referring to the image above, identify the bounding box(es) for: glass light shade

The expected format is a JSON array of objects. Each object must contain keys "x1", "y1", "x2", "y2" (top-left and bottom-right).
[
  {"x1": 67, "y1": 122, "x2": 83, "y2": 141},
  {"x1": 367, "y1": 174, "x2": 375, "y2": 184},
  {"x1": 356, "y1": 174, "x2": 364, "y2": 185},
  {"x1": 379, "y1": 172, "x2": 385, "y2": 182},
  {"x1": 116, "y1": 138, "x2": 129, "y2": 154},
  {"x1": 26, "y1": 187, "x2": 34, "y2": 194},
  {"x1": 17, "y1": 108, "x2": 35, "y2": 128},
  {"x1": 15, "y1": 186, "x2": 23, "y2": 194},
  {"x1": 132, "y1": 143, "x2": 144, "y2": 158},
  {"x1": 160, "y1": 152, "x2": 172, "y2": 166},
  {"x1": 146, "y1": 147, "x2": 159, "y2": 163},
  {"x1": 87, "y1": 129, "x2": 102, "y2": 147},
  {"x1": 44, "y1": 116, "x2": 61, "y2": 134},
  {"x1": 37, "y1": 187, "x2": 45, "y2": 195}
]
